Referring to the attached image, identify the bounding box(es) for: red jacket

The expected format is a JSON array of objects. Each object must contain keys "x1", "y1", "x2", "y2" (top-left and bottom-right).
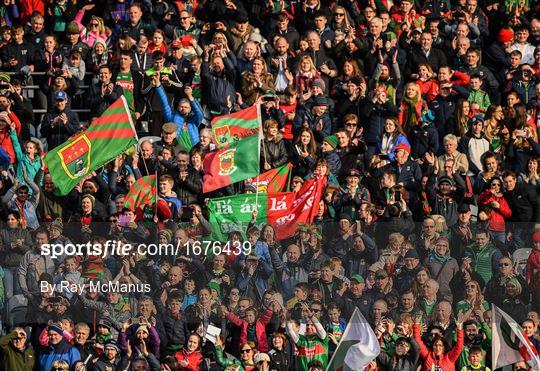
[
  {"x1": 19, "y1": 0, "x2": 45, "y2": 23},
  {"x1": 175, "y1": 349, "x2": 203, "y2": 371},
  {"x1": 477, "y1": 190, "x2": 512, "y2": 232},
  {"x1": 526, "y1": 249, "x2": 540, "y2": 291},
  {"x1": 0, "y1": 111, "x2": 21, "y2": 164},
  {"x1": 227, "y1": 307, "x2": 274, "y2": 352},
  {"x1": 417, "y1": 79, "x2": 439, "y2": 102},
  {"x1": 414, "y1": 323, "x2": 464, "y2": 371}
]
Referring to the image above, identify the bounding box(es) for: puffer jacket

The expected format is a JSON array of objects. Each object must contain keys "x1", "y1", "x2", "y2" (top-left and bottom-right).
[
  {"x1": 414, "y1": 323, "x2": 464, "y2": 371},
  {"x1": 38, "y1": 339, "x2": 80, "y2": 371},
  {"x1": 156, "y1": 85, "x2": 203, "y2": 149},
  {"x1": 477, "y1": 190, "x2": 512, "y2": 232}
]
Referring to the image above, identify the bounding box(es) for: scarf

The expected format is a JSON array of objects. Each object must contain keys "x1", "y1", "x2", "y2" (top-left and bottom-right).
[
  {"x1": 428, "y1": 250, "x2": 453, "y2": 265},
  {"x1": 402, "y1": 95, "x2": 419, "y2": 129}
]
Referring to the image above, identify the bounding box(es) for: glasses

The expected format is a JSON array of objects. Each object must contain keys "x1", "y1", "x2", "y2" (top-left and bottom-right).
[
  {"x1": 180, "y1": 17, "x2": 190, "y2": 20},
  {"x1": 241, "y1": 349, "x2": 252, "y2": 353},
  {"x1": 345, "y1": 122, "x2": 357, "y2": 126},
  {"x1": 491, "y1": 183, "x2": 501, "y2": 187},
  {"x1": 499, "y1": 262, "x2": 511, "y2": 267},
  {"x1": 90, "y1": 23, "x2": 99, "y2": 27},
  {"x1": 335, "y1": 13, "x2": 345, "y2": 16}
]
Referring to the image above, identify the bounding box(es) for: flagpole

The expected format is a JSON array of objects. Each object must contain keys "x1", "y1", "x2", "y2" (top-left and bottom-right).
[
  {"x1": 491, "y1": 303, "x2": 495, "y2": 371},
  {"x1": 255, "y1": 103, "x2": 262, "y2": 214}
]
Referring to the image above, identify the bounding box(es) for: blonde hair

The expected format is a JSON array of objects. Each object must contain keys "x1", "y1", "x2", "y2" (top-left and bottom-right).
[
  {"x1": 431, "y1": 215, "x2": 448, "y2": 234},
  {"x1": 51, "y1": 360, "x2": 69, "y2": 371}
]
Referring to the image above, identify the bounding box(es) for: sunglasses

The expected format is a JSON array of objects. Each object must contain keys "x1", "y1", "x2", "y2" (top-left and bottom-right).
[
  {"x1": 180, "y1": 17, "x2": 190, "y2": 20},
  {"x1": 335, "y1": 13, "x2": 345, "y2": 16},
  {"x1": 90, "y1": 23, "x2": 99, "y2": 27},
  {"x1": 241, "y1": 349, "x2": 252, "y2": 353},
  {"x1": 491, "y1": 183, "x2": 501, "y2": 187},
  {"x1": 345, "y1": 122, "x2": 357, "y2": 126}
]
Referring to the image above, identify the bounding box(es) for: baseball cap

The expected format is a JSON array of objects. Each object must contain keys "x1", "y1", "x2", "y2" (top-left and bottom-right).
[{"x1": 54, "y1": 91, "x2": 67, "y2": 101}]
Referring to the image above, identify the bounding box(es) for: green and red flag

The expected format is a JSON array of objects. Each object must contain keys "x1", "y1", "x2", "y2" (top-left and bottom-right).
[
  {"x1": 211, "y1": 105, "x2": 260, "y2": 149},
  {"x1": 246, "y1": 163, "x2": 292, "y2": 193},
  {"x1": 208, "y1": 175, "x2": 327, "y2": 241},
  {"x1": 44, "y1": 96, "x2": 137, "y2": 195},
  {"x1": 203, "y1": 106, "x2": 262, "y2": 193},
  {"x1": 124, "y1": 175, "x2": 157, "y2": 210},
  {"x1": 202, "y1": 134, "x2": 260, "y2": 193}
]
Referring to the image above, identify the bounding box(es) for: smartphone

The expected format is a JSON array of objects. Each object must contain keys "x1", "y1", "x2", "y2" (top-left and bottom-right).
[{"x1": 394, "y1": 191, "x2": 401, "y2": 202}]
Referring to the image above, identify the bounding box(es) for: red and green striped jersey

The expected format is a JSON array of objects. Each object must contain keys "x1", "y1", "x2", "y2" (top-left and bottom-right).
[{"x1": 296, "y1": 335, "x2": 329, "y2": 371}]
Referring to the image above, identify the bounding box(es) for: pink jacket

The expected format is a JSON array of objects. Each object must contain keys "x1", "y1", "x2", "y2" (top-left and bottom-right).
[
  {"x1": 226, "y1": 307, "x2": 274, "y2": 352},
  {"x1": 74, "y1": 11, "x2": 109, "y2": 47},
  {"x1": 526, "y1": 249, "x2": 540, "y2": 291}
]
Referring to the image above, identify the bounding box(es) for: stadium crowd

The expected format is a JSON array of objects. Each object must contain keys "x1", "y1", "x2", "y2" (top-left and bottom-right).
[{"x1": 0, "y1": 0, "x2": 538, "y2": 370}]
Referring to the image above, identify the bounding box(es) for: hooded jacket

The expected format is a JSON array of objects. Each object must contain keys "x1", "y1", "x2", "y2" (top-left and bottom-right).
[{"x1": 38, "y1": 339, "x2": 80, "y2": 371}]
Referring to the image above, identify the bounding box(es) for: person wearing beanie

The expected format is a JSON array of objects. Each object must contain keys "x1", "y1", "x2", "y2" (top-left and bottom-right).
[
  {"x1": 91, "y1": 339, "x2": 129, "y2": 371},
  {"x1": 483, "y1": 28, "x2": 514, "y2": 74},
  {"x1": 321, "y1": 135, "x2": 342, "y2": 175},
  {"x1": 38, "y1": 323, "x2": 81, "y2": 371}
]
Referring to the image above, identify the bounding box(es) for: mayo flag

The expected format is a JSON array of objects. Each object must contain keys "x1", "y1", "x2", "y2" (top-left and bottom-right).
[
  {"x1": 208, "y1": 175, "x2": 326, "y2": 240},
  {"x1": 44, "y1": 96, "x2": 137, "y2": 195},
  {"x1": 203, "y1": 106, "x2": 262, "y2": 193}
]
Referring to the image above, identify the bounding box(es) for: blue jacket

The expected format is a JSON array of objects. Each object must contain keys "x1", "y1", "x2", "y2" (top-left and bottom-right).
[
  {"x1": 323, "y1": 150, "x2": 341, "y2": 175},
  {"x1": 39, "y1": 340, "x2": 80, "y2": 371},
  {"x1": 376, "y1": 133, "x2": 411, "y2": 162},
  {"x1": 156, "y1": 85, "x2": 203, "y2": 148}
]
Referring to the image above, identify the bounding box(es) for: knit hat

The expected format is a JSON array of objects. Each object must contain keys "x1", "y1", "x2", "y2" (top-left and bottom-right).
[
  {"x1": 159, "y1": 229, "x2": 173, "y2": 242},
  {"x1": 292, "y1": 176, "x2": 304, "y2": 184},
  {"x1": 66, "y1": 21, "x2": 80, "y2": 34},
  {"x1": 208, "y1": 281, "x2": 221, "y2": 296},
  {"x1": 498, "y1": 28, "x2": 514, "y2": 43},
  {"x1": 0, "y1": 72, "x2": 10, "y2": 83},
  {"x1": 50, "y1": 218, "x2": 64, "y2": 233},
  {"x1": 437, "y1": 175, "x2": 455, "y2": 186},
  {"x1": 471, "y1": 114, "x2": 485, "y2": 125},
  {"x1": 339, "y1": 214, "x2": 352, "y2": 223},
  {"x1": 323, "y1": 135, "x2": 338, "y2": 149},
  {"x1": 94, "y1": 38, "x2": 107, "y2": 49},
  {"x1": 394, "y1": 143, "x2": 411, "y2": 154},
  {"x1": 97, "y1": 318, "x2": 112, "y2": 330},
  {"x1": 533, "y1": 231, "x2": 540, "y2": 242},
  {"x1": 47, "y1": 323, "x2": 64, "y2": 335},
  {"x1": 312, "y1": 79, "x2": 326, "y2": 91},
  {"x1": 0, "y1": 111, "x2": 11, "y2": 124},
  {"x1": 105, "y1": 340, "x2": 120, "y2": 352},
  {"x1": 404, "y1": 249, "x2": 420, "y2": 259},
  {"x1": 375, "y1": 269, "x2": 388, "y2": 279}
]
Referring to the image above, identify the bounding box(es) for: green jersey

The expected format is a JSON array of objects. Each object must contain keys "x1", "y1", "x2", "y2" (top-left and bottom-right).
[
  {"x1": 116, "y1": 71, "x2": 135, "y2": 112},
  {"x1": 296, "y1": 334, "x2": 329, "y2": 370}
]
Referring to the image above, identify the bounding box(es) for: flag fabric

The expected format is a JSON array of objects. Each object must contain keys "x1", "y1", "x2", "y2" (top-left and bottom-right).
[
  {"x1": 326, "y1": 308, "x2": 381, "y2": 371},
  {"x1": 44, "y1": 96, "x2": 137, "y2": 195},
  {"x1": 211, "y1": 105, "x2": 260, "y2": 149},
  {"x1": 124, "y1": 175, "x2": 157, "y2": 210},
  {"x1": 246, "y1": 163, "x2": 292, "y2": 193},
  {"x1": 208, "y1": 192, "x2": 295, "y2": 241},
  {"x1": 492, "y1": 304, "x2": 540, "y2": 370},
  {"x1": 202, "y1": 134, "x2": 261, "y2": 193},
  {"x1": 207, "y1": 175, "x2": 326, "y2": 241}
]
